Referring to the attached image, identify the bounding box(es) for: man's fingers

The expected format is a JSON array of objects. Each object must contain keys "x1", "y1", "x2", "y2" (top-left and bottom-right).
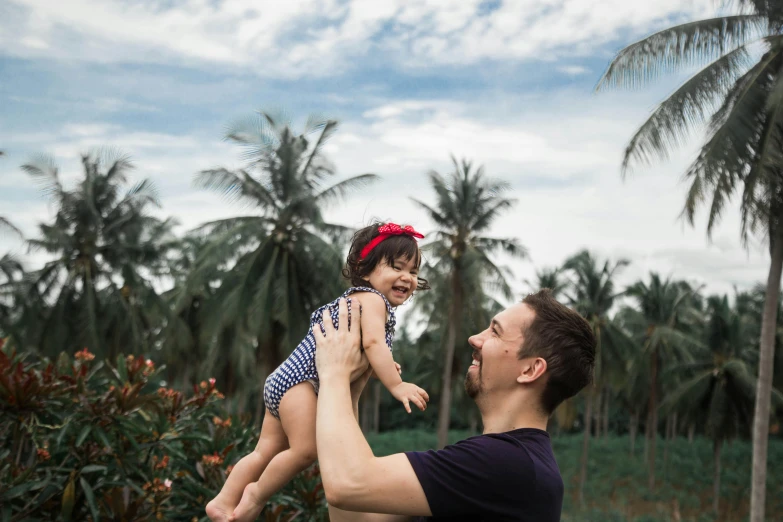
[
  {"x1": 320, "y1": 307, "x2": 332, "y2": 335},
  {"x1": 313, "y1": 314, "x2": 326, "y2": 342},
  {"x1": 337, "y1": 297, "x2": 349, "y2": 331}
]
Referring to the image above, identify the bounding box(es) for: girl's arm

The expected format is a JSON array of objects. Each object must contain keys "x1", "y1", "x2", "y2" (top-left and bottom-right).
[{"x1": 354, "y1": 292, "x2": 428, "y2": 413}]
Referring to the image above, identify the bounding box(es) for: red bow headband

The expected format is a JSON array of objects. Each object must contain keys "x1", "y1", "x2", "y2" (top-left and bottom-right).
[{"x1": 360, "y1": 223, "x2": 425, "y2": 259}]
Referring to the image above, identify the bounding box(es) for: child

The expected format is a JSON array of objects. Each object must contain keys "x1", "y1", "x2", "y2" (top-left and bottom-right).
[{"x1": 206, "y1": 222, "x2": 431, "y2": 522}]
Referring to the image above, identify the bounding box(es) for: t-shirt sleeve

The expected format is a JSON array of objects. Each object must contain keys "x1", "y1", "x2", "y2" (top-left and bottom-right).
[{"x1": 405, "y1": 436, "x2": 535, "y2": 517}]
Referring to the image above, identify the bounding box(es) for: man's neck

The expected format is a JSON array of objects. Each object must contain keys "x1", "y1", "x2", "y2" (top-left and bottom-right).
[{"x1": 477, "y1": 393, "x2": 548, "y2": 434}]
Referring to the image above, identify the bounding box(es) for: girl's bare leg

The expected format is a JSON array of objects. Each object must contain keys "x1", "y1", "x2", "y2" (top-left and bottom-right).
[
  {"x1": 205, "y1": 409, "x2": 288, "y2": 521},
  {"x1": 230, "y1": 382, "x2": 317, "y2": 522}
]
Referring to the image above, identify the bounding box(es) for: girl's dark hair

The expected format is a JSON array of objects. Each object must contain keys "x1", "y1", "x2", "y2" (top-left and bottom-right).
[{"x1": 342, "y1": 222, "x2": 431, "y2": 291}]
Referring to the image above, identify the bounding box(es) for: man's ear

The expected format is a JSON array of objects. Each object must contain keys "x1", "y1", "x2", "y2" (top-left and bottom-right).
[{"x1": 517, "y1": 357, "x2": 547, "y2": 384}]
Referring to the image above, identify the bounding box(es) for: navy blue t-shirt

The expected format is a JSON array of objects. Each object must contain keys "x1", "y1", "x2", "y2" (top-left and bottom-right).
[{"x1": 405, "y1": 428, "x2": 563, "y2": 521}]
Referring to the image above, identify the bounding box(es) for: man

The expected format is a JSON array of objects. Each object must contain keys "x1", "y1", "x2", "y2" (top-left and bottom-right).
[{"x1": 313, "y1": 289, "x2": 596, "y2": 521}]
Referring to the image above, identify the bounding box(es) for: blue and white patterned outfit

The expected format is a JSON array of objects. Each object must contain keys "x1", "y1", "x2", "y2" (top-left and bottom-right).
[{"x1": 263, "y1": 286, "x2": 396, "y2": 419}]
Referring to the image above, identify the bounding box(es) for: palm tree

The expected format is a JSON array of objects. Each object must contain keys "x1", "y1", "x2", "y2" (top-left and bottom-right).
[
  {"x1": 414, "y1": 253, "x2": 506, "y2": 435},
  {"x1": 0, "y1": 218, "x2": 22, "y2": 238},
  {"x1": 597, "y1": 3, "x2": 783, "y2": 517},
  {"x1": 524, "y1": 266, "x2": 568, "y2": 297},
  {"x1": 159, "y1": 235, "x2": 223, "y2": 391},
  {"x1": 413, "y1": 156, "x2": 526, "y2": 449},
  {"x1": 188, "y1": 111, "x2": 377, "y2": 422},
  {"x1": 0, "y1": 254, "x2": 23, "y2": 340},
  {"x1": 661, "y1": 295, "x2": 782, "y2": 516},
  {"x1": 621, "y1": 274, "x2": 702, "y2": 490},
  {"x1": 561, "y1": 250, "x2": 632, "y2": 504},
  {"x1": 16, "y1": 151, "x2": 175, "y2": 359}
]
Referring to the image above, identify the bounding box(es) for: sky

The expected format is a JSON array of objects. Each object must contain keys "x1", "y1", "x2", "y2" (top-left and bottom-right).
[{"x1": 0, "y1": 0, "x2": 770, "y2": 309}]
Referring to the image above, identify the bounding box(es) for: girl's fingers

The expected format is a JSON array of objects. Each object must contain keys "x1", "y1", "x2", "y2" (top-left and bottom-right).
[
  {"x1": 403, "y1": 398, "x2": 411, "y2": 413},
  {"x1": 419, "y1": 389, "x2": 430, "y2": 402}
]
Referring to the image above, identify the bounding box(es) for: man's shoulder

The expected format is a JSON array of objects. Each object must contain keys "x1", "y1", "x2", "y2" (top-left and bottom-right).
[
  {"x1": 408, "y1": 429, "x2": 547, "y2": 472},
  {"x1": 405, "y1": 429, "x2": 563, "y2": 521}
]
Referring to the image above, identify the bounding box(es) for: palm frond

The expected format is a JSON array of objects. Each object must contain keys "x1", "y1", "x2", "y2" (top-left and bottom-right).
[
  {"x1": 0, "y1": 217, "x2": 23, "y2": 238},
  {"x1": 620, "y1": 45, "x2": 754, "y2": 176},
  {"x1": 597, "y1": 15, "x2": 768, "y2": 90},
  {"x1": 300, "y1": 120, "x2": 339, "y2": 180},
  {"x1": 21, "y1": 153, "x2": 62, "y2": 200},
  {"x1": 312, "y1": 174, "x2": 379, "y2": 206},
  {"x1": 681, "y1": 37, "x2": 783, "y2": 235}
]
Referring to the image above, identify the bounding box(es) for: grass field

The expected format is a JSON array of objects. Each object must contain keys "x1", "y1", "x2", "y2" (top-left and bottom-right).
[{"x1": 366, "y1": 430, "x2": 783, "y2": 522}]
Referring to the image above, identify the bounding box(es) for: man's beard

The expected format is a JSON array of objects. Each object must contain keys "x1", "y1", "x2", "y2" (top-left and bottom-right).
[{"x1": 464, "y1": 367, "x2": 481, "y2": 399}]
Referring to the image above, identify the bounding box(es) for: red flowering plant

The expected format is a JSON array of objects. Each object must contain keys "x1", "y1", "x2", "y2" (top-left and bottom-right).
[{"x1": 0, "y1": 343, "x2": 270, "y2": 521}]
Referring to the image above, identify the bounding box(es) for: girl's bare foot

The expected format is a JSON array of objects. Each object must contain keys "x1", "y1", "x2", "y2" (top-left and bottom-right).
[
  {"x1": 229, "y1": 485, "x2": 266, "y2": 522},
  {"x1": 206, "y1": 499, "x2": 233, "y2": 522}
]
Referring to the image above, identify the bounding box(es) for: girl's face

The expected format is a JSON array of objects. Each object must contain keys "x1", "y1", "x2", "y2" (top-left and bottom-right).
[{"x1": 366, "y1": 255, "x2": 420, "y2": 307}]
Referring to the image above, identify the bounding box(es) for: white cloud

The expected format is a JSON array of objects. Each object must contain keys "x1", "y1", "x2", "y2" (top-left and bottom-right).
[
  {"x1": 1, "y1": 0, "x2": 716, "y2": 77},
  {"x1": 558, "y1": 65, "x2": 589, "y2": 76}
]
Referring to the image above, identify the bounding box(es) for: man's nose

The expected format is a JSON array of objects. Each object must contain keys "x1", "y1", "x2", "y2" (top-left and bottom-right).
[{"x1": 468, "y1": 333, "x2": 482, "y2": 350}]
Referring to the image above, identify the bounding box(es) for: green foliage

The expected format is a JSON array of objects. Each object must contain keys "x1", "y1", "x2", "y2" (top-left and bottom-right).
[
  {"x1": 368, "y1": 430, "x2": 783, "y2": 521},
  {"x1": 0, "y1": 342, "x2": 326, "y2": 521},
  {"x1": 175, "y1": 111, "x2": 377, "y2": 416},
  {"x1": 7, "y1": 151, "x2": 177, "y2": 360}
]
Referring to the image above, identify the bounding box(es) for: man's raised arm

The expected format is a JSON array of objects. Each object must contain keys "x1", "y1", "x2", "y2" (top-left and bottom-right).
[{"x1": 313, "y1": 299, "x2": 431, "y2": 517}]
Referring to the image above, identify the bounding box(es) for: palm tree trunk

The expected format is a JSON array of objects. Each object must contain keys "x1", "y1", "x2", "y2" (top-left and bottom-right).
[
  {"x1": 360, "y1": 393, "x2": 372, "y2": 433},
  {"x1": 237, "y1": 391, "x2": 247, "y2": 417},
  {"x1": 750, "y1": 234, "x2": 783, "y2": 522},
  {"x1": 437, "y1": 268, "x2": 462, "y2": 449},
  {"x1": 648, "y1": 348, "x2": 658, "y2": 491},
  {"x1": 663, "y1": 415, "x2": 672, "y2": 471},
  {"x1": 672, "y1": 412, "x2": 678, "y2": 438},
  {"x1": 644, "y1": 410, "x2": 650, "y2": 461},
  {"x1": 713, "y1": 439, "x2": 722, "y2": 517},
  {"x1": 578, "y1": 387, "x2": 594, "y2": 506},
  {"x1": 630, "y1": 410, "x2": 639, "y2": 455},
  {"x1": 603, "y1": 390, "x2": 610, "y2": 439},
  {"x1": 255, "y1": 327, "x2": 283, "y2": 426},
  {"x1": 688, "y1": 423, "x2": 695, "y2": 443},
  {"x1": 594, "y1": 390, "x2": 602, "y2": 438}
]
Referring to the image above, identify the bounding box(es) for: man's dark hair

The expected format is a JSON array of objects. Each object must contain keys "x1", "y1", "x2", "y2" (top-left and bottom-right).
[
  {"x1": 342, "y1": 222, "x2": 430, "y2": 290},
  {"x1": 519, "y1": 289, "x2": 595, "y2": 415}
]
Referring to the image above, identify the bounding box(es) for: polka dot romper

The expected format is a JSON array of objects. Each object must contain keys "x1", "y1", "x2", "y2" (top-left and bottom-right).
[{"x1": 263, "y1": 286, "x2": 396, "y2": 419}]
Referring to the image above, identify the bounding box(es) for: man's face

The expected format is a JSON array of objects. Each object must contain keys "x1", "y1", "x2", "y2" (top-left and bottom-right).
[{"x1": 464, "y1": 303, "x2": 533, "y2": 399}]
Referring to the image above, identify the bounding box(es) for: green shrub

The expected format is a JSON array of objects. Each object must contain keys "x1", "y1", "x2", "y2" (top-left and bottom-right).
[{"x1": 0, "y1": 342, "x2": 326, "y2": 521}]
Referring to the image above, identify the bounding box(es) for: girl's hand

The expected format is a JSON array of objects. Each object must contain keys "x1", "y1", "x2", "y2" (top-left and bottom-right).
[{"x1": 391, "y1": 382, "x2": 429, "y2": 413}]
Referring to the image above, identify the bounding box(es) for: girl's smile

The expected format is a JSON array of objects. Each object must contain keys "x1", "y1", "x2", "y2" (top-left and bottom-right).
[{"x1": 367, "y1": 256, "x2": 419, "y2": 307}]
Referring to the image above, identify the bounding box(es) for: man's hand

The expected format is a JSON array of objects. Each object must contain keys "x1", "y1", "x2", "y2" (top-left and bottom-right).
[
  {"x1": 315, "y1": 298, "x2": 368, "y2": 382},
  {"x1": 391, "y1": 382, "x2": 429, "y2": 413}
]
